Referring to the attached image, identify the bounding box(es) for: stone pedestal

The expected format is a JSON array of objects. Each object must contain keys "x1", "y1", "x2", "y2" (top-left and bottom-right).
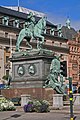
[
  {"x1": 53, "y1": 94, "x2": 63, "y2": 108},
  {"x1": 11, "y1": 50, "x2": 53, "y2": 88},
  {"x1": 21, "y1": 94, "x2": 31, "y2": 106},
  {"x1": 9, "y1": 50, "x2": 53, "y2": 100},
  {"x1": 73, "y1": 94, "x2": 80, "y2": 105}
]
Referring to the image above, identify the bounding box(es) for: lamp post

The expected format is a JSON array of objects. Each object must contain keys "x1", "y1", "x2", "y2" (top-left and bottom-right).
[
  {"x1": 9, "y1": 36, "x2": 12, "y2": 77},
  {"x1": 18, "y1": 0, "x2": 20, "y2": 12},
  {"x1": 68, "y1": 77, "x2": 74, "y2": 120},
  {"x1": 67, "y1": 67, "x2": 76, "y2": 120}
]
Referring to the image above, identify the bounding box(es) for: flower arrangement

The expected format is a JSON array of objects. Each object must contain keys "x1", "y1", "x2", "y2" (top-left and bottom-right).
[
  {"x1": 24, "y1": 101, "x2": 34, "y2": 112},
  {"x1": 0, "y1": 97, "x2": 16, "y2": 111},
  {"x1": 23, "y1": 99, "x2": 50, "y2": 113}
]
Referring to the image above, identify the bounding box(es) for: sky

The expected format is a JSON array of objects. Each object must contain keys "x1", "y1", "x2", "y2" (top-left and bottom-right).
[{"x1": 0, "y1": 0, "x2": 80, "y2": 30}]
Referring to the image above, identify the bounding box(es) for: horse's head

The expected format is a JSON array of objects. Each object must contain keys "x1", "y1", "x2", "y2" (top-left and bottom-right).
[{"x1": 36, "y1": 16, "x2": 46, "y2": 31}]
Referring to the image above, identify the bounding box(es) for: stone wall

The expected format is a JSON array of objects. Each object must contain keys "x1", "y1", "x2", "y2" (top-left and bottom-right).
[{"x1": 1, "y1": 88, "x2": 54, "y2": 103}]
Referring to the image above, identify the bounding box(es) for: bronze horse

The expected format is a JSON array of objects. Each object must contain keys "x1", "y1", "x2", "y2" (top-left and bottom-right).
[{"x1": 16, "y1": 17, "x2": 46, "y2": 51}]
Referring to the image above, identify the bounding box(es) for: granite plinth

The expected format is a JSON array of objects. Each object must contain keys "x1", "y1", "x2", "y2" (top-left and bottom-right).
[
  {"x1": 53, "y1": 94, "x2": 63, "y2": 108},
  {"x1": 21, "y1": 94, "x2": 31, "y2": 106},
  {"x1": 73, "y1": 94, "x2": 80, "y2": 105}
]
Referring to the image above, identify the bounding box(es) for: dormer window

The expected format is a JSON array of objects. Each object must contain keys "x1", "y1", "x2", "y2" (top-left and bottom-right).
[
  {"x1": 13, "y1": 19, "x2": 19, "y2": 28},
  {"x1": 2, "y1": 16, "x2": 9, "y2": 26}
]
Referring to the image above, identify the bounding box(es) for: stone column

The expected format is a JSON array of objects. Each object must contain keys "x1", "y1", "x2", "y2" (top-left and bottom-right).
[
  {"x1": 73, "y1": 94, "x2": 80, "y2": 105},
  {"x1": 53, "y1": 94, "x2": 63, "y2": 108},
  {"x1": 0, "y1": 95, "x2": 3, "y2": 97},
  {"x1": 21, "y1": 94, "x2": 31, "y2": 107}
]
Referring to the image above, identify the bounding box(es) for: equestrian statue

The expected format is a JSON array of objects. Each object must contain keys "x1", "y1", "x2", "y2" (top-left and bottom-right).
[{"x1": 16, "y1": 12, "x2": 46, "y2": 51}]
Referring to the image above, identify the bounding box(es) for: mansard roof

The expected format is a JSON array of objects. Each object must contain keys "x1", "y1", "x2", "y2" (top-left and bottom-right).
[
  {"x1": 61, "y1": 26, "x2": 77, "y2": 40},
  {"x1": 0, "y1": 6, "x2": 56, "y2": 27}
]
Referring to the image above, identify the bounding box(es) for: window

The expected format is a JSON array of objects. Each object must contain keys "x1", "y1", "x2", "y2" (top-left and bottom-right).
[
  {"x1": 60, "y1": 43, "x2": 62, "y2": 46},
  {"x1": 6, "y1": 56, "x2": 9, "y2": 63},
  {"x1": 72, "y1": 47, "x2": 73, "y2": 51},
  {"x1": 72, "y1": 64, "x2": 78, "y2": 70},
  {"x1": 2, "y1": 16, "x2": 9, "y2": 26},
  {"x1": 16, "y1": 34, "x2": 18, "y2": 39},
  {"x1": 6, "y1": 70, "x2": 9, "y2": 76},
  {"x1": 78, "y1": 37, "x2": 80, "y2": 43},
  {"x1": 5, "y1": 47, "x2": 9, "y2": 52},
  {"x1": 13, "y1": 19, "x2": 19, "y2": 28},
  {"x1": 5, "y1": 32, "x2": 8, "y2": 38},
  {"x1": 79, "y1": 65, "x2": 80, "y2": 76},
  {"x1": 72, "y1": 74, "x2": 77, "y2": 80}
]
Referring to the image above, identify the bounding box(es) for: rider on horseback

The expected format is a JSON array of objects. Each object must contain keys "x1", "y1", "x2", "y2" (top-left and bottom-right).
[
  {"x1": 16, "y1": 12, "x2": 46, "y2": 51},
  {"x1": 24, "y1": 12, "x2": 36, "y2": 33}
]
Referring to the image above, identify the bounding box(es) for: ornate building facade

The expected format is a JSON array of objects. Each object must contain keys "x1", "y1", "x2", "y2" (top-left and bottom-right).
[
  {"x1": 68, "y1": 32, "x2": 80, "y2": 86},
  {"x1": 0, "y1": 6, "x2": 69, "y2": 82}
]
